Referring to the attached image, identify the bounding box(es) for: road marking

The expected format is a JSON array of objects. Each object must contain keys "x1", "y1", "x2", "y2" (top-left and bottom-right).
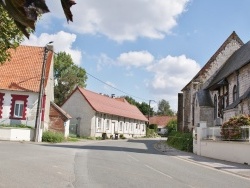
[
  {"x1": 145, "y1": 165, "x2": 173, "y2": 179},
  {"x1": 127, "y1": 154, "x2": 139, "y2": 162}
]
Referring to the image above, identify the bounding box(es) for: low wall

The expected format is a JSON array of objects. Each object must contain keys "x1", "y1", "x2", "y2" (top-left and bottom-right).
[
  {"x1": 200, "y1": 140, "x2": 250, "y2": 165},
  {"x1": 0, "y1": 128, "x2": 35, "y2": 141}
]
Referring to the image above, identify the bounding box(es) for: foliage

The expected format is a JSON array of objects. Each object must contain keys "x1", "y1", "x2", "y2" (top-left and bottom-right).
[
  {"x1": 54, "y1": 52, "x2": 87, "y2": 105},
  {"x1": 0, "y1": 0, "x2": 76, "y2": 38},
  {"x1": 66, "y1": 137, "x2": 79, "y2": 142},
  {"x1": 124, "y1": 96, "x2": 154, "y2": 116},
  {"x1": 42, "y1": 131, "x2": 65, "y2": 143},
  {"x1": 167, "y1": 131, "x2": 193, "y2": 152},
  {"x1": 220, "y1": 115, "x2": 250, "y2": 140},
  {"x1": 157, "y1": 99, "x2": 175, "y2": 116},
  {"x1": 0, "y1": 4, "x2": 25, "y2": 64},
  {"x1": 145, "y1": 127, "x2": 160, "y2": 138},
  {"x1": 119, "y1": 134, "x2": 126, "y2": 139},
  {"x1": 148, "y1": 124, "x2": 158, "y2": 132},
  {"x1": 0, "y1": 124, "x2": 33, "y2": 129},
  {"x1": 166, "y1": 119, "x2": 177, "y2": 135}
]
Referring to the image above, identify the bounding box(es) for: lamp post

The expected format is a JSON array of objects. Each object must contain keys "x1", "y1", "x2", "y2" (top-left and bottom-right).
[
  {"x1": 148, "y1": 100, "x2": 156, "y2": 126},
  {"x1": 34, "y1": 42, "x2": 53, "y2": 142}
]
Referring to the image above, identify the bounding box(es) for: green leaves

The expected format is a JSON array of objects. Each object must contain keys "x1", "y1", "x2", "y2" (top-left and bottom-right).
[
  {"x1": 54, "y1": 52, "x2": 87, "y2": 106},
  {"x1": 0, "y1": 0, "x2": 76, "y2": 38}
]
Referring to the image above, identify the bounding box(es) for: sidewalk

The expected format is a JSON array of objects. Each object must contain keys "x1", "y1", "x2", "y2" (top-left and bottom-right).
[{"x1": 155, "y1": 140, "x2": 250, "y2": 179}]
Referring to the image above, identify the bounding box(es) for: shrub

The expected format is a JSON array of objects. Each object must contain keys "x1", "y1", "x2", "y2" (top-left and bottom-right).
[
  {"x1": 145, "y1": 127, "x2": 160, "y2": 138},
  {"x1": 221, "y1": 115, "x2": 250, "y2": 140},
  {"x1": 167, "y1": 131, "x2": 193, "y2": 152},
  {"x1": 42, "y1": 131, "x2": 65, "y2": 143},
  {"x1": 149, "y1": 124, "x2": 158, "y2": 132},
  {"x1": 119, "y1": 134, "x2": 126, "y2": 139},
  {"x1": 166, "y1": 119, "x2": 177, "y2": 135}
]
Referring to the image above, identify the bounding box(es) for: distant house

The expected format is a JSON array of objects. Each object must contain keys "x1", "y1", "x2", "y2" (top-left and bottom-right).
[
  {"x1": 178, "y1": 31, "x2": 250, "y2": 131},
  {"x1": 61, "y1": 87, "x2": 148, "y2": 138},
  {"x1": 149, "y1": 116, "x2": 176, "y2": 135}
]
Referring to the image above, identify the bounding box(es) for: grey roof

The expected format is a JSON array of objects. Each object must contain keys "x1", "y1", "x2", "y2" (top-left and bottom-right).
[
  {"x1": 182, "y1": 31, "x2": 243, "y2": 91},
  {"x1": 224, "y1": 86, "x2": 250, "y2": 110},
  {"x1": 197, "y1": 90, "x2": 214, "y2": 107},
  {"x1": 208, "y1": 40, "x2": 250, "y2": 89}
]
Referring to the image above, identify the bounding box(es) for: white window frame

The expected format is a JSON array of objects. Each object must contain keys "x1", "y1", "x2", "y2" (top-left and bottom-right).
[
  {"x1": 14, "y1": 100, "x2": 24, "y2": 118},
  {"x1": 119, "y1": 121, "x2": 123, "y2": 131}
]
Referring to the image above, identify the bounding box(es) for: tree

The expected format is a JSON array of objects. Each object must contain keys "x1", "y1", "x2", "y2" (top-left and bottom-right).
[
  {"x1": 0, "y1": 4, "x2": 25, "y2": 64},
  {"x1": 0, "y1": 0, "x2": 76, "y2": 38},
  {"x1": 157, "y1": 99, "x2": 174, "y2": 116},
  {"x1": 123, "y1": 96, "x2": 154, "y2": 116},
  {"x1": 0, "y1": 0, "x2": 76, "y2": 63},
  {"x1": 54, "y1": 52, "x2": 87, "y2": 105}
]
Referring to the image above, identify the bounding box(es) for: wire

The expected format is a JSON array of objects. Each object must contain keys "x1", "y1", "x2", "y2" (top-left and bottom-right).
[
  {"x1": 86, "y1": 72, "x2": 149, "y2": 102},
  {"x1": 53, "y1": 51, "x2": 151, "y2": 102}
]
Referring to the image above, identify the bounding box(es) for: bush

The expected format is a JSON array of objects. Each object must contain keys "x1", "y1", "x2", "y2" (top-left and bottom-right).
[
  {"x1": 42, "y1": 131, "x2": 65, "y2": 143},
  {"x1": 149, "y1": 124, "x2": 158, "y2": 132},
  {"x1": 166, "y1": 119, "x2": 177, "y2": 136},
  {"x1": 221, "y1": 115, "x2": 250, "y2": 140},
  {"x1": 145, "y1": 127, "x2": 160, "y2": 138},
  {"x1": 119, "y1": 134, "x2": 126, "y2": 139},
  {"x1": 167, "y1": 131, "x2": 193, "y2": 152}
]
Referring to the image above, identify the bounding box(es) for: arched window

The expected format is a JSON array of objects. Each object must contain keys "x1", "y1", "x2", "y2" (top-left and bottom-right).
[
  {"x1": 233, "y1": 85, "x2": 237, "y2": 102},
  {"x1": 214, "y1": 94, "x2": 218, "y2": 119}
]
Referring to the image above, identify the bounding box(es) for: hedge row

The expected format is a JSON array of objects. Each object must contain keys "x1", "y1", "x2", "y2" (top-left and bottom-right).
[{"x1": 167, "y1": 131, "x2": 193, "y2": 152}]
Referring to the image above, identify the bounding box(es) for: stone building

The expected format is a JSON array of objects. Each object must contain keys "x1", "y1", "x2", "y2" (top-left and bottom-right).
[{"x1": 178, "y1": 31, "x2": 250, "y2": 131}]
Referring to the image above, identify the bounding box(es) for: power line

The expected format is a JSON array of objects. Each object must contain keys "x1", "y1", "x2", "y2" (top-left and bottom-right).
[
  {"x1": 53, "y1": 51, "x2": 151, "y2": 102},
  {"x1": 86, "y1": 72, "x2": 149, "y2": 102}
]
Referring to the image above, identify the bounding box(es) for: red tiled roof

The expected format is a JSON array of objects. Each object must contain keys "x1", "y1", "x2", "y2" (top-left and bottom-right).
[
  {"x1": 149, "y1": 116, "x2": 176, "y2": 128},
  {"x1": 77, "y1": 87, "x2": 148, "y2": 121},
  {"x1": 0, "y1": 45, "x2": 53, "y2": 92}
]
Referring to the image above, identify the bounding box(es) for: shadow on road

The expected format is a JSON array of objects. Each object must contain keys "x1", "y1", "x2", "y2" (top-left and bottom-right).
[{"x1": 40, "y1": 138, "x2": 165, "y2": 155}]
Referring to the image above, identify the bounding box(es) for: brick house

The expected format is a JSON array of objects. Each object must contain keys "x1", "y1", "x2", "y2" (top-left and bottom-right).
[
  {"x1": 61, "y1": 87, "x2": 148, "y2": 138},
  {"x1": 49, "y1": 102, "x2": 71, "y2": 137},
  {"x1": 178, "y1": 31, "x2": 250, "y2": 131}
]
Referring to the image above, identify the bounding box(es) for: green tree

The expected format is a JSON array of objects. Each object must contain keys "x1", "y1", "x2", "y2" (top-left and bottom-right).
[
  {"x1": 124, "y1": 96, "x2": 154, "y2": 116},
  {"x1": 54, "y1": 52, "x2": 87, "y2": 105},
  {"x1": 0, "y1": 4, "x2": 25, "y2": 64},
  {"x1": 157, "y1": 99, "x2": 174, "y2": 116}
]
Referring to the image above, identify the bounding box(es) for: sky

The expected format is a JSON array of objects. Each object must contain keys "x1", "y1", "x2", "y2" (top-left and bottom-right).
[{"x1": 22, "y1": 0, "x2": 250, "y2": 112}]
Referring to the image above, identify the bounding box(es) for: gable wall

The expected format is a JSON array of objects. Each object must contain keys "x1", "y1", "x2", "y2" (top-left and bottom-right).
[
  {"x1": 61, "y1": 90, "x2": 96, "y2": 137},
  {"x1": 182, "y1": 40, "x2": 242, "y2": 130}
]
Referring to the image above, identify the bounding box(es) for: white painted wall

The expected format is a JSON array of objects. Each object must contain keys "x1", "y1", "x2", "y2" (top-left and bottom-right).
[
  {"x1": 62, "y1": 89, "x2": 146, "y2": 138},
  {"x1": 0, "y1": 128, "x2": 34, "y2": 141},
  {"x1": 0, "y1": 90, "x2": 38, "y2": 127}
]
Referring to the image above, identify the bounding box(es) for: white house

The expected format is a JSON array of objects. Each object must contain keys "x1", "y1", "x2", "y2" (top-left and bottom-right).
[
  {"x1": 61, "y1": 87, "x2": 148, "y2": 138},
  {"x1": 0, "y1": 45, "x2": 54, "y2": 141}
]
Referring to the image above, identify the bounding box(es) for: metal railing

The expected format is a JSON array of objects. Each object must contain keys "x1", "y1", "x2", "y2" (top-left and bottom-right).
[{"x1": 201, "y1": 126, "x2": 250, "y2": 142}]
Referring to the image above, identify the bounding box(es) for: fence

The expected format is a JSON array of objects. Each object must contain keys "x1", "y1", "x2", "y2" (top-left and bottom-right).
[{"x1": 201, "y1": 126, "x2": 250, "y2": 142}]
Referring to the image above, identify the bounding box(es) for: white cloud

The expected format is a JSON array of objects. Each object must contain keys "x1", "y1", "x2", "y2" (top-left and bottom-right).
[
  {"x1": 45, "y1": 0, "x2": 190, "y2": 42},
  {"x1": 117, "y1": 51, "x2": 154, "y2": 68},
  {"x1": 147, "y1": 55, "x2": 200, "y2": 110},
  {"x1": 21, "y1": 31, "x2": 82, "y2": 65}
]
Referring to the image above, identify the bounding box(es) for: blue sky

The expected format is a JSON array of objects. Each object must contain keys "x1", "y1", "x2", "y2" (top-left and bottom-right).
[{"x1": 22, "y1": 0, "x2": 250, "y2": 112}]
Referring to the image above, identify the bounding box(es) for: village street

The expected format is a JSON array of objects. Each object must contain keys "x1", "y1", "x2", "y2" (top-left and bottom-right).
[{"x1": 0, "y1": 138, "x2": 250, "y2": 188}]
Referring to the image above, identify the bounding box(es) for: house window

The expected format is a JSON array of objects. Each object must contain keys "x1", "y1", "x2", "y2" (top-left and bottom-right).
[
  {"x1": 0, "y1": 93, "x2": 5, "y2": 118},
  {"x1": 106, "y1": 119, "x2": 110, "y2": 130},
  {"x1": 233, "y1": 85, "x2": 237, "y2": 102},
  {"x1": 142, "y1": 125, "x2": 145, "y2": 132},
  {"x1": 97, "y1": 117, "x2": 101, "y2": 129},
  {"x1": 119, "y1": 121, "x2": 123, "y2": 131},
  {"x1": 10, "y1": 94, "x2": 28, "y2": 120},
  {"x1": 14, "y1": 101, "x2": 24, "y2": 118},
  {"x1": 126, "y1": 122, "x2": 128, "y2": 130}
]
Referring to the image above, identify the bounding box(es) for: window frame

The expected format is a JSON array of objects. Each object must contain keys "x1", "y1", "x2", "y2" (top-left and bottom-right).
[{"x1": 10, "y1": 94, "x2": 28, "y2": 120}]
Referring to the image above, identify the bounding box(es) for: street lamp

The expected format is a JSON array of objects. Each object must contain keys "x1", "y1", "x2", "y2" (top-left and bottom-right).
[
  {"x1": 34, "y1": 42, "x2": 53, "y2": 142},
  {"x1": 148, "y1": 100, "x2": 156, "y2": 125}
]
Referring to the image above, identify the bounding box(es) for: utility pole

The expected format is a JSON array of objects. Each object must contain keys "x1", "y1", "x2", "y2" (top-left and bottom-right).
[
  {"x1": 148, "y1": 100, "x2": 156, "y2": 126},
  {"x1": 34, "y1": 42, "x2": 53, "y2": 142}
]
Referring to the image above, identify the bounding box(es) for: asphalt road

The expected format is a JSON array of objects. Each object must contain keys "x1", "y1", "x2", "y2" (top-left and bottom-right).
[{"x1": 0, "y1": 139, "x2": 250, "y2": 188}]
